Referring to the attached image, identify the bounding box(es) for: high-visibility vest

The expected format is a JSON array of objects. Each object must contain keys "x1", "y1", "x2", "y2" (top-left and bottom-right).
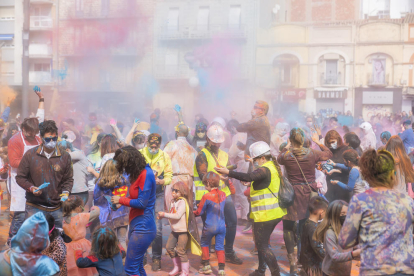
[
  {"x1": 194, "y1": 148, "x2": 231, "y2": 201},
  {"x1": 250, "y1": 161, "x2": 287, "y2": 222}
]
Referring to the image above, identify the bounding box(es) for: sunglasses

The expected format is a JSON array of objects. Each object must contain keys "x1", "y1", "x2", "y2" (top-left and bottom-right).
[
  {"x1": 172, "y1": 188, "x2": 179, "y2": 193},
  {"x1": 44, "y1": 136, "x2": 58, "y2": 143}
]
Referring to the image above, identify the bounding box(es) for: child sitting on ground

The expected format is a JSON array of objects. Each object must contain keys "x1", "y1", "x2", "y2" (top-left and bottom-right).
[
  {"x1": 158, "y1": 181, "x2": 201, "y2": 276},
  {"x1": 194, "y1": 172, "x2": 227, "y2": 276},
  {"x1": 299, "y1": 196, "x2": 328, "y2": 276},
  {"x1": 75, "y1": 226, "x2": 126, "y2": 276}
]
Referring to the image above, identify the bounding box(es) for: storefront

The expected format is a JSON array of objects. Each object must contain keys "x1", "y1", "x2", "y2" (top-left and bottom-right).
[
  {"x1": 314, "y1": 88, "x2": 348, "y2": 114},
  {"x1": 265, "y1": 88, "x2": 306, "y2": 117},
  {"x1": 354, "y1": 87, "x2": 402, "y2": 120}
]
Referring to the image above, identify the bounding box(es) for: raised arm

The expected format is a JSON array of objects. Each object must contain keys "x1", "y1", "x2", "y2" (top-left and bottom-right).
[
  {"x1": 125, "y1": 119, "x2": 140, "y2": 145},
  {"x1": 35, "y1": 88, "x2": 45, "y2": 123},
  {"x1": 109, "y1": 119, "x2": 124, "y2": 141}
]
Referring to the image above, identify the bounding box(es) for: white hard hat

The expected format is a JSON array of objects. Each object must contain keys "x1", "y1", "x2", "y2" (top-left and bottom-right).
[
  {"x1": 359, "y1": 122, "x2": 372, "y2": 130},
  {"x1": 141, "y1": 130, "x2": 150, "y2": 137},
  {"x1": 212, "y1": 117, "x2": 226, "y2": 128},
  {"x1": 249, "y1": 141, "x2": 271, "y2": 159},
  {"x1": 207, "y1": 124, "x2": 225, "y2": 143}
]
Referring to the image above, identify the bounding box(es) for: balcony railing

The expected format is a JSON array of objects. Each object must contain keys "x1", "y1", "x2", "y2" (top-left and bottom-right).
[
  {"x1": 30, "y1": 0, "x2": 53, "y2": 4},
  {"x1": 159, "y1": 24, "x2": 247, "y2": 40},
  {"x1": 321, "y1": 72, "x2": 342, "y2": 86},
  {"x1": 29, "y1": 71, "x2": 52, "y2": 83},
  {"x1": 0, "y1": 20, "x2": 14, "y2": 34},
  {"x1": 30, "y1": 16, "x2": 53, "y2": 29},
  {"x1": 367, "y1": 73, "x2": 390, "y2": 87},
  {"x1": 29, "y1": 44, "x2": 52, "y2": 57}
]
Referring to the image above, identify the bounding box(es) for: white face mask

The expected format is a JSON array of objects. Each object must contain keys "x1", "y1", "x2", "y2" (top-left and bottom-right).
[
  {"x1": 136, "y1": 143, "x2": 145, "y2": 150},
  {"x1": 253, "y1": 161, "x2": 259, "y2": 169},
  {"x1": 44, "y1": 140, "x2": 57, "y2": 149},
  {"x1": 149, "y1": 148, "x2": 159, "y2": 155},
  {"x1": 251, "y1": 110, "x2": 257, "y2": 117},
  {"x1": 330, "y1": 141, "x2": 338, "y2": 150}
]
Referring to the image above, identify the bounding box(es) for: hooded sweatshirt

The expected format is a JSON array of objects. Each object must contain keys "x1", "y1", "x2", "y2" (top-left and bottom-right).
[{"x1": 0, "y1": 212, "x2": 59, "y2": 276}]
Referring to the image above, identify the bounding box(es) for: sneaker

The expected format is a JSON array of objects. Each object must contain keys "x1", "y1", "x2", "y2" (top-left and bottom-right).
[
  {"x1": 209, "y1": 245, "x2": 215, "y2": 253},
  {"x1": 218, "y1": 270, "x2": 226, "y2": 276},
  {"x1": 152, "y1": 259, "x2": 161, "y2": 271},
  {"x1": 249, "y1": 270, "x2": 265, "y2": 276},
  {"x1": 226, "y1": 253, "x2": 243, "y2": 265},
  {"x1": 242, "y1": 223, "x2": 252, "y2": 233},
  {"x1": 199, "y1": 265, "x2": 212, "y2": 274},
  {"x1": 250, "y1": 248, "x2": 258, "y2": 255}
]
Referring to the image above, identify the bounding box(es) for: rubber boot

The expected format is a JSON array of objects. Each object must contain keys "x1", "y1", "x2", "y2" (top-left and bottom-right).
[
  {"x1": 168, "y1": 257, "x2": 181, "y2": 276},
  {"x1": 287, "y1": 253, "x2": 299, "y2": 276},
  {"x1": 181, "y1": 261, "x2": 190, "y2": 276}
]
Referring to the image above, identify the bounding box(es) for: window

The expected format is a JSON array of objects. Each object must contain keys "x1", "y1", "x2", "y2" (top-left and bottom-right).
[
  {"x1": 76, "y1": 0, "x2": 84, "y2": 11},
  {"x1": 31, "y1": 6, "x2": 50, "y2": 17},
  {"x1": 165, "y1": 52, "x2": 179, "y2": 69},
  {"x1": 325, "y1": 60, "x2": 338, "y2": 84},
  {"x1": 197, "y1": 7, "x2": 209, "y2": 31},
  {"x1": 275, "y1": 63, "x2": 291, "y2": 84},
  {"x1": 34, "y1": 63, "x2": 50, "y2": 72},
  {"x1": 167, "y1": 8, "x2": 179, "y2": 31},
  {"x1": 229, "y1": 5, "x2": 241, "y2": 29},
  {"x1": 102, "y1": 0, "x2": 110, "y2": 16}
]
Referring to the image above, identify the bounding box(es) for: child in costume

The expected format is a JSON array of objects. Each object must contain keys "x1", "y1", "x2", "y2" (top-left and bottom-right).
[
  {"x1": 93, "y1": 160, "x2": 130, "y2": 250},
  {"x1": 194, "y1": 172, "x2": 227, "y2": 276},
  {"x1": 158, "y1": 181, "x2": 201, "y2": 276},
  {"x1": 63, "y1": 195, "x2": 100, "y2": 276},
  {"x1": 75, "y1": 226, "x2": 126, "y2": 276}
]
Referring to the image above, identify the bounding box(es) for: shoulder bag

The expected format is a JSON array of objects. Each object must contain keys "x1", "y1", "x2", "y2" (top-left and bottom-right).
[{"x1": 291, "y1": 152, "x2": 319, "y2": 200}]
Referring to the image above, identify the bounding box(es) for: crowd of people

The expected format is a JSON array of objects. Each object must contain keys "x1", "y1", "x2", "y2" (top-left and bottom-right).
[{"x1": 0, "y1": 92, "x2": 413, "y2": 276}]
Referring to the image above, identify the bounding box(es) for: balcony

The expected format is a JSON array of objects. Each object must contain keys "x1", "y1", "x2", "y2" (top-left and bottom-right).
[
  {"x1": 1, "y1": 47, "x2": 14, "y2": 61},
  {"x1": 0, "y1": 0, "x2": 15, "y2": 7},
  {"x1": 30, "y1": 16, "x2": 53, "y2": 30},
  {"x1": 159, "y1": 24, "x2": 247, "y2": 41},
  {"x1": 30, "y1": 0, "x2": 53, "y2": 4},
  {"x1": 0, "y1": 74, "x2": 14, "y2": 86},
  {"x1": 154, "y1": 64, "x2": 189, "y2": 79},
  {"x1": 321, "y1": 72, "x2": 342, "y2": 86},
  {"x1": 29, "y1": 71, "x2": 52, "y2": 84},
  {"x1": 29, "y1": 44, "x2": 52, "y2": 57},
  {"x1": 367, "y1": 73, "x2": 390, "y2": 87},
  {"x1": 0, "y1": 20, "x2": 14, "y2": 34}
]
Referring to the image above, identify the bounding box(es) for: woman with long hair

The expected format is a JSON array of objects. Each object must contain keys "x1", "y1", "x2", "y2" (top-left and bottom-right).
[
  {"x1": 314, "y1": 200, "x2": 360, "y2": 276},
  {"x1": 100, "y1": 134, "x2": 120, "y2": 167},
  {"x1": 276, "y1": 128, "x2": 332, "y2": 274},
  {"x1": 385, "y1": 135, "x2": 414, "y2": 194},
  {"x1": 339, "y1": 149, "x2": 414, "y2": 275},
  {"x1": 324, "y1": 130, "x2": 351, "y2": 202},
  {"x1": 111, "y1": 146, "x2": 157, "y2": 276}
]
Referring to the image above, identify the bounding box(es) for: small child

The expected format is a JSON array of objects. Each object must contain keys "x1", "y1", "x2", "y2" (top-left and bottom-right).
[
  {"x1": 94, "y1": 160, "x2": 130, "y2": 250},
  {"x1": 313, "y1": 200, "x2": 361, "y2": 276},
  {"x1": 75, "y1": 226, "x2": 126, "y2": 276},
  {"x1": 194, "y1": 172, "x2": 227, "y2": 276},
  {"x1": 42, "y1": 214, "x2": 68, "y2": 276},
  {"x1": 299, "y1": 196, "x2": 328, "y2": 276},
  {"x1": 63, "y1": 195, "x2": 100, "y2": 276},
  {"x1": 158, "y1": 181, "x2": 201, "y2": 276},
  {"x1": 328, "y1": 149, "x2": 369, "y2": 195}
]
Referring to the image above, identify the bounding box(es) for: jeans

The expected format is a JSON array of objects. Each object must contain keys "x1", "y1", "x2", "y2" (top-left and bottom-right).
[
  {"x1": 254, "y1": 218, "x2": 283, "y2": 274},
  {"x1": 8, "y1": 211, "x2": 25, "y2": 244},
  {"x1": 224, "y1": 196, "x2": 237, "y2": 254},
  {"x1": 25, "y1": 204, "x2": 63, "y2": 228},
  {"x1": 152, "y1": 193, "x2": 165, "y2": 260},
  {"x1": 166, "y1": 232, "x2": 189, "y2": 262}
]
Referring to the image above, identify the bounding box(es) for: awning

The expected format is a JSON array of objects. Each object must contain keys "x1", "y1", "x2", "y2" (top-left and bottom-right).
[{"x1": 0, "y1": 34, "x2": 14, "y2": 41}]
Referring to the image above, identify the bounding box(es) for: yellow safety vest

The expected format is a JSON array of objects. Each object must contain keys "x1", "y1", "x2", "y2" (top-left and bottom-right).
[
  {"x1": 250, "y1": 161, "x2": 287, "y2": 222},
  {"x1": 194, "y1": 148, "x2": 231, "y2": 201}
]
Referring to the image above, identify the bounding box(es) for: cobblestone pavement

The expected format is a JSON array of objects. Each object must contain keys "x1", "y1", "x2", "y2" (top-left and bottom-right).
[{"x1": 0, "y1": 181, "x2": 359, "y2": 275}]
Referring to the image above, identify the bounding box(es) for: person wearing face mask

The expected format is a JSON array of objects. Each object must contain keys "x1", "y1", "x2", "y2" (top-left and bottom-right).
[
  {"x1": 324, "y1": 130, "x2": 351, "y2": 202},
  {"x1": 216, "y1": 141, "x2": 287, "y2": 276},
  {"x1": 359, "y1": 122, "x2": 377, "y2": 151},
  {"x1": 16, "y1": 120, "x2": 73, "y2": 229},
  {"x1": 139, "y1": 133, "x2": 173, "y2": 271},
  {"x1": 235, "y1": 101, "x2": 271, "y2": 164},
  {"x1": 314, "y1": 200, "x2": 359, "y2": 276},
  {"x1": 194, "y1": 124, "x2": 243, "y2": 265},
  {"x1": 7, "y1": 117, "x2": 42, "y2": 245},
  {"x1": 164, "y1": 122, "x2": 197, "y2": 210},
  {"x1": 270, "y1": 122, "x2": 289, "y2": 157},
  {"x1": 192, "y1": 122, "x2": 208, "y2": 152}
]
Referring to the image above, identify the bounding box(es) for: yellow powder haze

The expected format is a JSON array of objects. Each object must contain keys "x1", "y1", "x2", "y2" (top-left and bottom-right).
[{"x1": 0, "y1": 86, "x2": 17, "y2": 104}]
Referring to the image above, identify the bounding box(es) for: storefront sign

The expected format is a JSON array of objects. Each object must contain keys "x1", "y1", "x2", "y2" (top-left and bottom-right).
[
  {"x1": 314, "y1": 89, "x2": 347, "y2": 99},
  {"x1": 265, "y1": 89, "x2": 306, "y2": 101},
  {"x1": 362, "y1": 91, "x2": 393, "y2": 104}
]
